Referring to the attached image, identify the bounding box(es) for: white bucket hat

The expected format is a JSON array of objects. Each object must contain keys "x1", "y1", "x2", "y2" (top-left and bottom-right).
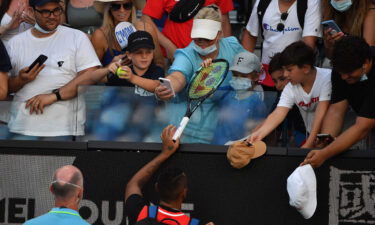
[{"x1": 287, "y1": 164, "x2": 317, "y2": 219}]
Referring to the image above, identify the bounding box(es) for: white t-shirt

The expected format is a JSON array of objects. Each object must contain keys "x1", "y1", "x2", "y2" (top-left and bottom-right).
[
  {"x1": 277, "y1": 67, "x2": 331, "y2": 132},
  {"x1": 246, "y1": 0, "x2": 322, "y2": 64},
  {"x1": 7, "y1": 26, "x2": 101, "y2": 136}
]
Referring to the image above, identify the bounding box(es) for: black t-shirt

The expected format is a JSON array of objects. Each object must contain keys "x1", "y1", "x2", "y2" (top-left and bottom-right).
[
  {"x1": 106, "y1": 63, "x2": 164, "y2": 86},
  {"x1": 0, "y1": 40, "x2": 12, "y2": 72},
  {"x1": 331, "y1": 47, "x2": 375, "y2": 118}
]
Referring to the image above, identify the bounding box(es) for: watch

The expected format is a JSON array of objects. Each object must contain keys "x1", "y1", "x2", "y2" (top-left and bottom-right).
[{"x1": 52, "y1": 89, "x2": 62, "y2": 101}]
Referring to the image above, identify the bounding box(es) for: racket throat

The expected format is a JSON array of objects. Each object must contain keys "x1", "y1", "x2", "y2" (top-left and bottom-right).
[{"x1": 172, "y1": 116, "x2": 190, "y2": 142}]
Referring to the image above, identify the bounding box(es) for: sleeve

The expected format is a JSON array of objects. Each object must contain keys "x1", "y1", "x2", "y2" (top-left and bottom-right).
[
  {"x1": 302, "y1": 0, "x2": 322, "y2": 37},
  {"x1": 75, "y1": 32, "x2": 102, "y2": 72},
  {"x1": 216, "y1": 0, "x2": 234, "y2": 14},
  {"x1": 168, "y1": 50, "x2": 194, "y2": 80},
  {"x1": 330, "y1": 70, "x2": 347, "y2": 104},
  {"x1": 318, "y1": 72, "x2": 332, "y2": 101},
  {"x1": 358, "y1": 79, "x2": 375, "y2": 119},
  {"x1": 277, "y1": 83, "x2": 295, "y2": 109},
  {"x1": 245, "y1": 0, "x2": 260, "y2": 37},
  {"x1": 124, "y1": 194, "x2": 148, "y2": 225},
  {"x1": 0, "y1": 40, "x2": 11, "y2": 72},
  {"x1": 142, "y1": 0, "x2": 165, "y2": 19}
]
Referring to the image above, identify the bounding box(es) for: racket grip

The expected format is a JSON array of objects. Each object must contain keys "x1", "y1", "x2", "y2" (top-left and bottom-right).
[{"x1": 172, "y1": 117, "x2": 190, "y2": 142}]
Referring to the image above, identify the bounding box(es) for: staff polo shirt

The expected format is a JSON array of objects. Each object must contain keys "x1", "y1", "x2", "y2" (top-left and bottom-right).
[
  {"x1": 23, "y1": 207, "x2": 89, "y2": 225},
  {"x1": 331, "y1": 47, "x2": 375, "y2": 119}
]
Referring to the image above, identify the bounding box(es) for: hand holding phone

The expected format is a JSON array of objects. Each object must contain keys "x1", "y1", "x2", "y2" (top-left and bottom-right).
[
  {"x1": 322, "y1": 20, "x2": 342, "y2": 35},
  {"x1": 159, "y1": 78, "x2": 175, "y2": 97},
  {"x1": 26, "y1": 54, "x2": 48, "y2": 73}
]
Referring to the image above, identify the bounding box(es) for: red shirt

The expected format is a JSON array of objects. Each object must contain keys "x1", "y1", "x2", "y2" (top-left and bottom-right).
[
  {"x1": 143, "y1": 0, "x2": 233, "y2": 48},
  {"x1": 137, "y1": 205, "x2": 192, "y2": 225}
]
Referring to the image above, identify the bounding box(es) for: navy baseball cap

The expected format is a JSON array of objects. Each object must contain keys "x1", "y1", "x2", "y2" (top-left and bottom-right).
[
  {"x1": 29, "y1": 0, "x2": 60, "y2": 7},
  {"x1": 127, "y1": 31, "x2": 155, "y2": 53}
]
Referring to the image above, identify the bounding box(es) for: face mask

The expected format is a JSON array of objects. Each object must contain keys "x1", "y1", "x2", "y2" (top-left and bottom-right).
[
  {"x1": 330, "y1": 0, "x2": 352, "y2": 12},
  {"x1": 34, "y1": 22, "x2": 57, "y2": 34},
  {"x1": 193, "y1": 42, "x2": 217, "y2": 56},
  {"x1": 229, "y1": 77, "x2": 252, "y2": 91}
]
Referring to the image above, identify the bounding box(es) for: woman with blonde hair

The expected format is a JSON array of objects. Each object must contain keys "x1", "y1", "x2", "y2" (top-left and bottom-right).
[
  {"x1": 322, "y1": 0, "x2": 375, "y2": 58},
  {"x1": 91, "y1": 0, "x2": 164, "y2": 68}
]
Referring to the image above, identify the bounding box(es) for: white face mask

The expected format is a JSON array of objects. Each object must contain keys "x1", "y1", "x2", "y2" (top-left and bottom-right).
[
  {"x1": 34, "y1": 22, "x2": 57, "y2": 34},
  {"x1": 229, "y1": 77, "x2": 252, "y2": 91},
  {"x1": 192, "y1": 42, "x2": 217, "y2": 56}
]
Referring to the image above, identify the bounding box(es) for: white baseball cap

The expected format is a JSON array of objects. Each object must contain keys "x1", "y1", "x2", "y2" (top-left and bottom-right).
[
  {"x1": 191, "y1": 19, "x2": 221, "y2": 40},
  {"x1": 287, "y1": 164, "x2": 317, "y2": 219}
]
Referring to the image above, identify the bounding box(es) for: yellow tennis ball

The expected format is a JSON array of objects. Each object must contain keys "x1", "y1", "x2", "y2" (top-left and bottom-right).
[{"x1": 116, "y1": 67, "x2": 127, "y2": 77}]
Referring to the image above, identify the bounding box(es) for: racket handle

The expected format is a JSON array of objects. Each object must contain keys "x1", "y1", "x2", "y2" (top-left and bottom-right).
[{"x1": 172, "y1": 117, "x2": 190, "y2": 142}]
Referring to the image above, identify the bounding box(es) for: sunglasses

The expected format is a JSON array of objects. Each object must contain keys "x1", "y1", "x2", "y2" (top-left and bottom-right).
[
  {"x1": 110, "y1": 2, "x2": 133, "y2": 11},
  {"x1": 277, "y1": 12, "x2": 289, "y2": 32},
  {"x1": 34, "y1": 7, "x2": 63, "y2": 18}
]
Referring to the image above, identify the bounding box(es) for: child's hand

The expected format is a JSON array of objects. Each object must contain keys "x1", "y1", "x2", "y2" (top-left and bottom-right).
[
  {"x1": 201, "y1": 58, "x2": 213, "y2": 68},
  {"x1": 107, "y1": 61, "x2": 121, "y2": 74},
  {"x1": 117, "y1": 66, "x2": 133, "y2": 80}
]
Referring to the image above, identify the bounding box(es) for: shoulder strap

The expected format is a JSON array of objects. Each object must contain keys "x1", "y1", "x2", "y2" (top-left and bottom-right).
[
  {"x1": 148, "y1": 205, "x2": 158, "y2": 219},
  {"x1": 296, "y1": 0, "x2": 308, "y2": 30},
  {"x1": 257, "y1": 0, "x2": 272, "y2": 40},
  {"x1": 188, "y1": 218, "x2": 200, "y2": 225}
]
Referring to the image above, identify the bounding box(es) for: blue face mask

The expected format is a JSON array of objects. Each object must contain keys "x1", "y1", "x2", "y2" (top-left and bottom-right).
[
  {"x1": 34, "y1": 22, "x2": 57, "y2": 34},
  {"x1": 193, "y1": 42, "x2": 217, "y2": 56},
  {"x1": 330, "y1": 0, "x2": 352, "y2": 12},
  {"x1": 359, "y1": 74, "x2": 368, "y2": 82},
  {"x1": 229, "y1": 77, "x2": 252, "y2": 91}
]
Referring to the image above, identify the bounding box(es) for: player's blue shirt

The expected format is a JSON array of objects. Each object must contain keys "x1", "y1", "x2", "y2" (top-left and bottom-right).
[
  {"x1": 167, "y1": 37, "x2": 244, "y2": 143},
  {"x1": 24, "y1": 207, "x2": 89, "y2": 225}
]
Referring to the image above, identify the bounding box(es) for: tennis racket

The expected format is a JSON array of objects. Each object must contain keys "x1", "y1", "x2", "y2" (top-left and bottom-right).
[{"x1": 172, "y1": 59, "x2": 229, "y2": 142}]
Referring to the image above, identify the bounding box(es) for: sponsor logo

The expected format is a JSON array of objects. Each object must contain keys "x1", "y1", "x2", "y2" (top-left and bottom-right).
[{"x1": 262, "y1": 23, "x2": 300, "y2": 34}]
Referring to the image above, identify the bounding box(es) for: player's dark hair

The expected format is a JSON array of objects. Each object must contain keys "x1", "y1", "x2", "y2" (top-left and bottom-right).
[
  {"x1": 268, "y1": 53, "x2": 283, "y2": 74},
  {"x1": 331, "y1": 36, "x2": 372, "y2": 74},
  {"x1": 280, "y1": 41, "x2": 315, "y2": 68},
  {"x1": 156, "y1": 167, "x2": 187, "y2": 203},
  {"x1": 51, "y1": 171, "x2": 81, "y2": 199}
]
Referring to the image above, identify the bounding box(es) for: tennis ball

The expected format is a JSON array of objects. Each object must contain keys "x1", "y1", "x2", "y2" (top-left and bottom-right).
[{"x1": 116, "y1": 67, "x2": 128, "y2": 77}]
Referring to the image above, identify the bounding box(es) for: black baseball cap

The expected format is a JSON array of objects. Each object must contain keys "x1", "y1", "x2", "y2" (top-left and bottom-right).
[
  {"x1": 127, "y1": 31, "x2": 155, "y2": 53},
  {"x1": 29, "y1": 0, "x2": 60, "y2": 7}
]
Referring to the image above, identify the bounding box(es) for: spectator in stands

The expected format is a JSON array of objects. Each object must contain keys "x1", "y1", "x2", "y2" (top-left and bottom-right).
[
  {"x1": 6, "y1": 0, "x2": 115, "y2": 137},
  {"x1": 322, "y1": 0, "x2": 375, "y2": 59},
  {"x1": 141, "y1": 0, "x2": 233, "y2": 60},
  {"x1": 268, "y1": 53, "x2": 306, "y2": 146},
  {"x1": 248, "y1": 41, "x2": 331, "y2": 149},
  {"x1": 23, "y1": 165, "x2": 88, "y2": 225},
  {"x1": 302, "y1": 36, "x2": 375, "y2": 168},
  {"x1": 211, "y1": 51, "x2": 267, "y2": 145},
  {"x1": 154, "y1": 5, "x2": 245, "y2": 143},
  {"x1": 0, "y1": 0, "x2": 34, "y2": 44},
  {"x1": 242, "y1": 0, "x2": 322, "y2": 88},
  {"x1": 91, "y1": 0, "x2": 164, "y2": 68},
  {"x1": 0, "y1": 40, "x2": 11, "y2": 100},
  {"x1": 62, "y1": 0, "x2": 102, "y2": 35},
  {"x1": 93, "y1": 31, "x2": 164, "y2": 141},
  {"x1": 125, "y1": 125, "x2": 213, "y2": 225}
]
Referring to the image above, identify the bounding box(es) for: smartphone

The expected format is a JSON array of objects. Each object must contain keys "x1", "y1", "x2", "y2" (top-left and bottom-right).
[
  {"x1": 26, "y1": 54, "x2": 48, "y2": 73},
  {"x1": 321, "y1": 20, "x2": 342, "y2": 35},
  {"x1": 159, "y1": 77, "x2": 175, "y2": 97}
]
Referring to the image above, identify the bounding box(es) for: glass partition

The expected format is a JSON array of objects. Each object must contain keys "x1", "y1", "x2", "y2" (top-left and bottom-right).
[{"x1": 0, "y1": 85, "x2": 373, "y2": 149}]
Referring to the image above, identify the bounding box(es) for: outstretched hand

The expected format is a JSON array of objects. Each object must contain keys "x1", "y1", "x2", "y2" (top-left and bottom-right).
[
  {"x1": 161, "y1": 125, "x2": 180, "y2": 157},
  {"x1": 300, "y1": 149, "x2": 328, "y2": 168}
]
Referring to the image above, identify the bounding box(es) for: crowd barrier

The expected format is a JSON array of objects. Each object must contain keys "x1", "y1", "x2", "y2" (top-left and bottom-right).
[{"x1": 1, "y1": 140, "x2": 375, "y2": 225}]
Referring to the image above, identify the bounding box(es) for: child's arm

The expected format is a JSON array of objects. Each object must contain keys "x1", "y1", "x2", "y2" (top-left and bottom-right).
[
  {"x1": 116, "y1": 66, "x2": 160, "y2": 93},
  {"x1": 247, "y1": 106, "x2": 290, "y2": 143},
  {"x1": 301, "y1": 100, "x2": 330, "y2": 148}
]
